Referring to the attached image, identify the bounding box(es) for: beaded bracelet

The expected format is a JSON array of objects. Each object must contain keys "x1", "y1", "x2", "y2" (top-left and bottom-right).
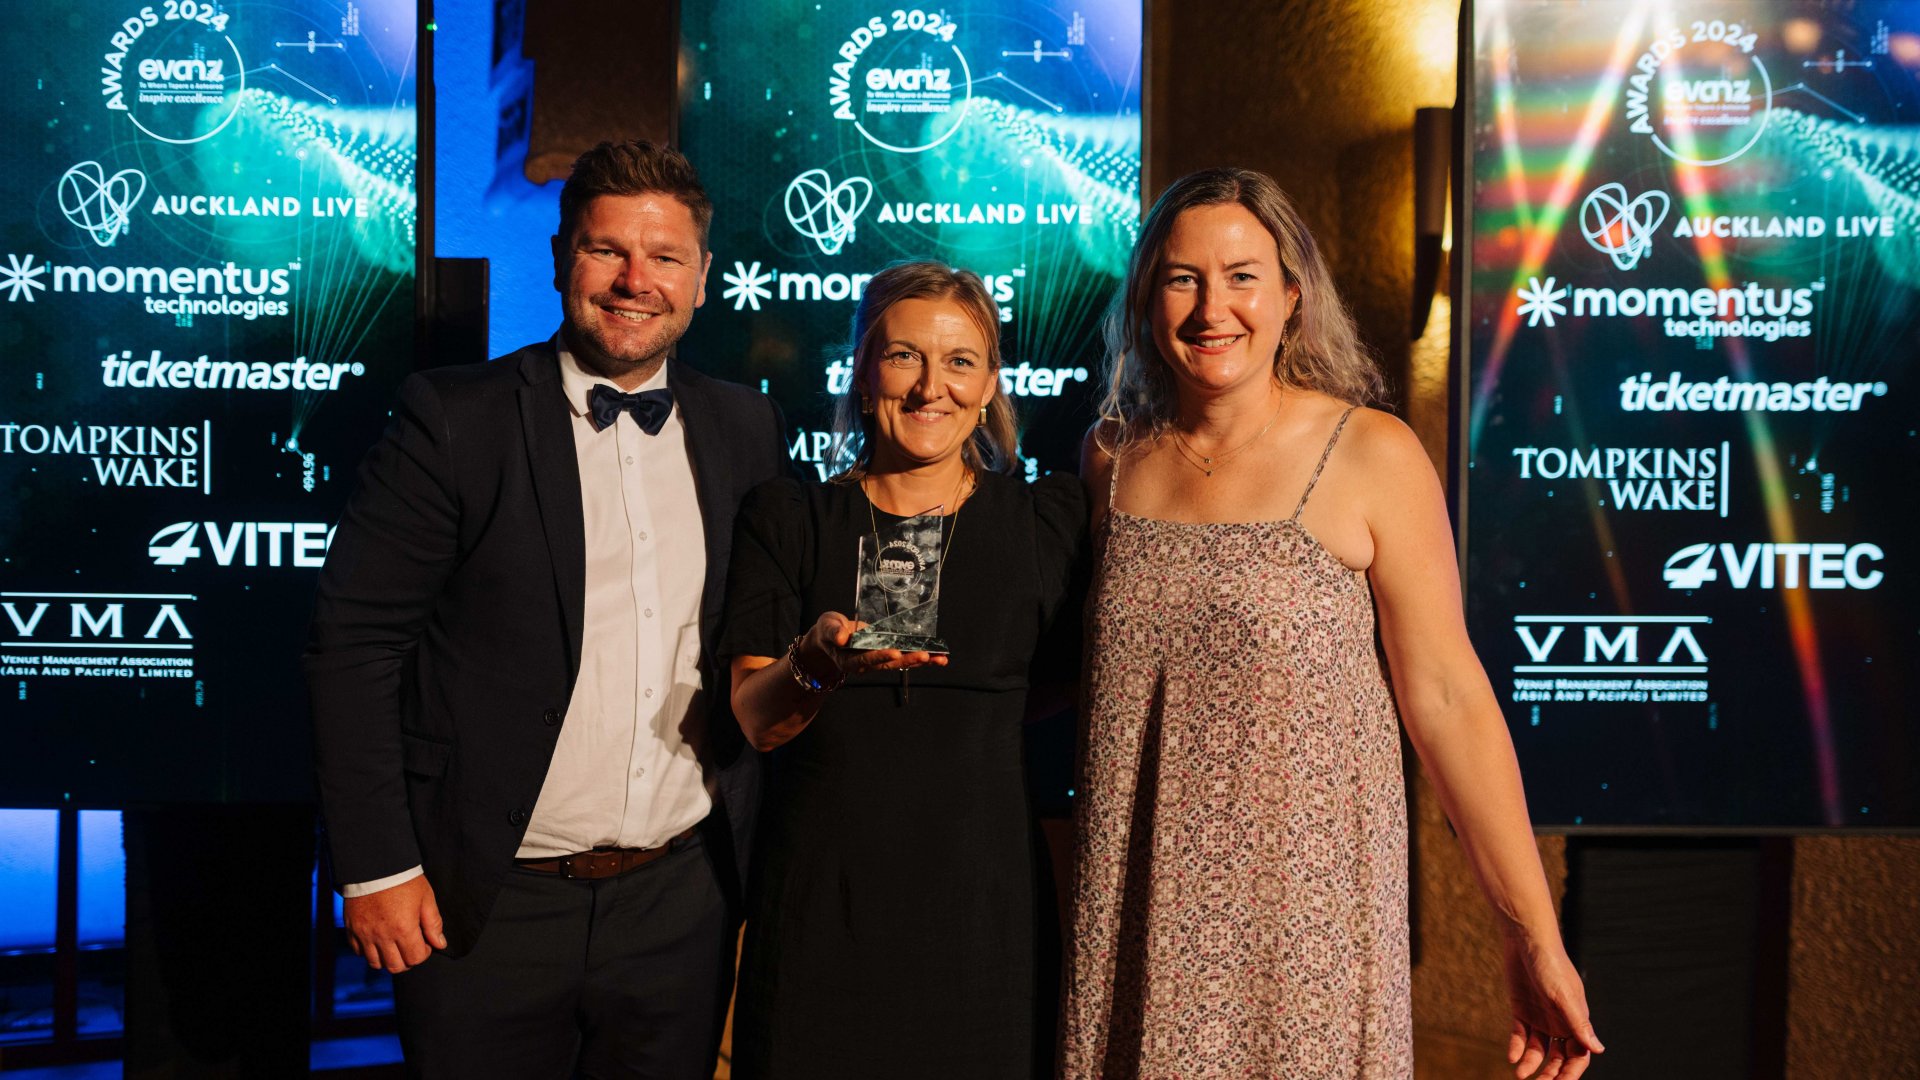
[{"x1": 786, "y1": 634, "x2": 845, "y2": 693}]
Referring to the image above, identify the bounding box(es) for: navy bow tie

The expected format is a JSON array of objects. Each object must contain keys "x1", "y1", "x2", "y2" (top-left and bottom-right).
[{"x1": 588, "y1": 384, "x2": 674, "y2": 435}]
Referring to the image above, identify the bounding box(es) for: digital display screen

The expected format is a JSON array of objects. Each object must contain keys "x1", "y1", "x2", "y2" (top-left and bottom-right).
[
  {"x1": 0, "y1": 0, "x2": 418, "y2": 804},
  {"x1": 677, "y1": 0, "x2": 1144, "y2": 474},
  {"x1": 1464, "y1": 2, "x2": 1920, "y2": 826}
]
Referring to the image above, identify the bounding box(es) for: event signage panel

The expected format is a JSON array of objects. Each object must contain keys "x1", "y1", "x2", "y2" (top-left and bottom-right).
[
  {"x1": 1464, "y1": 2, "x2": 1919, "y2": 826},
  {"x1": 0, "y1": 1, "x2": 417, "y2": 803},
  {"x1": 677, "y1": 0, "x2": 1143, "y2": 474}
]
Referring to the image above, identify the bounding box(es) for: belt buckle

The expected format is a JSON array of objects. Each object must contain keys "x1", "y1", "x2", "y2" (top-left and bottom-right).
[{"x1": 561, "y1": 850, "x2": 607, "y2": 880}]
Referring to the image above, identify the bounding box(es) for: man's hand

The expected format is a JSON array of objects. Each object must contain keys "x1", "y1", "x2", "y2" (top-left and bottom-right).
[{"x1": 342, "y1": 874, "x2": 448, "y2": 973}]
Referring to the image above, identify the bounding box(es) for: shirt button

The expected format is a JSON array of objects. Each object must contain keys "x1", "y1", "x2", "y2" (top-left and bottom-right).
[
  {"x1": 644, "y1": 688, "x2": 654, "y2": 699},
  {"x1": 624, "y1": 455, "x2": 634, "y2": 465},
  {"x1": 637, "y1": 531, "x2": 648, "y2": 541},
  {"x1": 508, "y1": 808, "x2": 528, "y2": 826},
  {"x1": 541, "y1": 708, "x2": 561, "y2": 726},
  {"x1": 633, "y1": 767, "x2": 645, "y2": 779},
  {"x1": 644, "y1": 607, "x2": 654, "y2": 618}
]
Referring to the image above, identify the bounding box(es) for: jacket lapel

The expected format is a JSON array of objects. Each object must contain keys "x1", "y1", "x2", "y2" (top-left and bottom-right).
[
  {"x1": 666, "y1": 359, "x2": 732, "y2": 643},
  {"x1": 518, "y1": 346, "x2": 587, "y2": 674}
]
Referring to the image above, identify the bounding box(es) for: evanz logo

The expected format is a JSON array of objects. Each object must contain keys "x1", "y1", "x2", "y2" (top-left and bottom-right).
[
  {"x1": 866, "y1": 67, "x2": 951, "y2": 92},
  {"x1": 1663, "y1": 542, "x2": 1883, "y2": 590},
  {"x1": 1664, "y1": 79, "x2": 1751, "y2": 104},
  {"x1": 148, "y1": 522, "x2": 336, "y2": 568},
  {"x1": 138, "y1": 58, "x2": 223, "y2": 81}
]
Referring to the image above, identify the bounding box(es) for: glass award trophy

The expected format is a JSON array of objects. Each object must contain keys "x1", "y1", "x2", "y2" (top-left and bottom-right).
[{"x1": 848, "y1": 509, "x2": 949, "y2": 654}]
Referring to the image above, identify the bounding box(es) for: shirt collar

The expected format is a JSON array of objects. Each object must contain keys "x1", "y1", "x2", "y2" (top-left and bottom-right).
[{"x1": 554, "y1": 332, "x2": 671, "y2": 419}]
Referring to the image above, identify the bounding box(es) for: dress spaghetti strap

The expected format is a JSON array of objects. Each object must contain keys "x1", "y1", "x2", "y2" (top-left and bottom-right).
[{"x1": 1289, "y1": 407, "x2": 1357, "y2": 522}]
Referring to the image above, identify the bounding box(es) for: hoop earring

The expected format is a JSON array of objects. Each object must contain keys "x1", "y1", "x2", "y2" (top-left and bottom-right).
[{"x1": 980, "y1": 405, "x2": 989, "y2": 421}]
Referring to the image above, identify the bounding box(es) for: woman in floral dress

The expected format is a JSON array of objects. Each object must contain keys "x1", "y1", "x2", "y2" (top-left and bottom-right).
[{"x1": 1062, "y1": 168, "x2": 1603, "y2": 1080}]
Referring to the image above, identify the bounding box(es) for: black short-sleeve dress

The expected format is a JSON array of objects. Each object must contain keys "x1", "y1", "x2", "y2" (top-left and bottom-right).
[{"x1": 720, "y1": 469, "x2": 1087, "y2": 1079}]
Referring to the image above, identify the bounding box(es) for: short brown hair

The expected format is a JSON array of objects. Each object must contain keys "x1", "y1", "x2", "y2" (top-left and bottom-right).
[
  {"x1": 557, "y1": 140, "x2": 713, "y2": 249},
  {"x1": 830, "y1": 260, "x2": 1019, "y2": 480}
]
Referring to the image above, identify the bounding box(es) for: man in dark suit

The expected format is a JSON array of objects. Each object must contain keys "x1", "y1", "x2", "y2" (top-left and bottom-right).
[{"x1": 305, "y1": 141, "x2": 787, "y2": 1077}]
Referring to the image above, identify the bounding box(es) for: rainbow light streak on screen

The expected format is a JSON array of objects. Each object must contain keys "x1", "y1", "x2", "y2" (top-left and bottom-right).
[{"x1": 1464, "y1": 1, "x2": 1920, "y2": 827}]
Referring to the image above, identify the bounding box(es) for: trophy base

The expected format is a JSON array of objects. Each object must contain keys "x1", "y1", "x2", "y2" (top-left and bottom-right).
[{"x1": 847, "y1": 629, "x2": 950, "y2": 655}]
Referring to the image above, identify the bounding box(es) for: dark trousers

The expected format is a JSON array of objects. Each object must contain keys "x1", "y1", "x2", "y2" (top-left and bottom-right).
[{"x1": 394, "y1": 835, "x2": 736, "y2": 1079}]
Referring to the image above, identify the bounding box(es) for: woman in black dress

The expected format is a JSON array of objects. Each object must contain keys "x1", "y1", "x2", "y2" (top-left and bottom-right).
[{"x1": 722, "y1": 261, "x2": 1085, "y2": 1078}]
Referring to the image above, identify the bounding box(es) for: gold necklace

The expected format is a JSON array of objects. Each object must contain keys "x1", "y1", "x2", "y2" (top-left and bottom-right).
[
  {"x1": 863, "y1": 468, "x2": 974, "y2": 560},
  {"x1": 1171, "y1": 398, "x2": 1284, "y2": 478}
]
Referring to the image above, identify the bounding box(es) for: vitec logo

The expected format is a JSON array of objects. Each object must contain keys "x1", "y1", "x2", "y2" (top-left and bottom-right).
[
  {"x1": 0, "y1": 254, "x2": 295, "y2": 320},
  {"x1": 785, "y1": 169, "x2": 874, "y2": 256},
  {"x1": 59, "y1": 161, "x2": 148, "y2": 247},
  {"x1": 148, "y1": 522, "x2": 336, "y2": 568},
  {"x1": 1580, "y1": 183, "x2": 1669, "y2": 271},
  {"x1": 1663, "y1": 542, "x2": 1884, "y2": 590}
]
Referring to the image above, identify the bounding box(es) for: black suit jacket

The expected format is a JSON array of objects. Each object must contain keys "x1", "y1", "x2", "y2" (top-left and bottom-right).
[{"x1": 304, "y1": 341, "x2": 787, "y2": 954}]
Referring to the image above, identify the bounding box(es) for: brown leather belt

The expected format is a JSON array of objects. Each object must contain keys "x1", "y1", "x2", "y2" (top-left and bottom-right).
[{"x1": 515, "y1": 826, "x2": 699, "y2": 880}]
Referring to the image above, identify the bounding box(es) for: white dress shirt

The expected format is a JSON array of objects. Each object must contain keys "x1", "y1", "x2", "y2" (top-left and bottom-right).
[{"x1": 343, "y1": 339, "x2": 712, "y2": 896}]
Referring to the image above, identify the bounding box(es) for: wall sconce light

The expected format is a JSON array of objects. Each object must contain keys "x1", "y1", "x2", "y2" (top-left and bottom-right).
[{"x1": 1412, "y1": 105, "x2": 1452, "y2": 339}]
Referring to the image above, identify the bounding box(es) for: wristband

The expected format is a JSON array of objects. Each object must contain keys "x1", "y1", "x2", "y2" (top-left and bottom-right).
[{"x1": 786, "y1": 634, "x2": 845, "y2": 693}]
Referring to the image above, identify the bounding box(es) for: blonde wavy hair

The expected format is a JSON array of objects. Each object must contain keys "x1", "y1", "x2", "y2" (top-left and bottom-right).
[
  {"x1": 829, "y1": 260, "x2": 1019, "y2": 482},
  {"x1": 1097, "y1": 167, "x2": 1382, "y2": 454}
]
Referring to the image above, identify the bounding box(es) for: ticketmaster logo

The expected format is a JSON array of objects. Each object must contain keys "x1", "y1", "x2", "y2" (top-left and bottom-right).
[{"x1": 101, "y1": 349, "x2": 365, "y2": 391}]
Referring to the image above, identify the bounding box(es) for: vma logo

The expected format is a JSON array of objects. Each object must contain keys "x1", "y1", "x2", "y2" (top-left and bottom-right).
[
  {"x1": 1580, "y1": 183, "x2": 1668, "y2": 271},
  {"x1": 1512, "y1": 615, "x2": 1710, "y2": 674},
  {"x1": 1, "y1": 591, "x2": 194, "y2": 649}
]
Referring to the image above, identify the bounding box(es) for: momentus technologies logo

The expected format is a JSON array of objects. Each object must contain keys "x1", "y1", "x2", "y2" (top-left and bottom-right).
[
  {"x1": 148, "y1": 522, "x2": 336, "y2": 568},
  {"x1": 1618, "y1": 373, "x2": 1888, "y2": 413},
  {"x1": 1514, "y1": 277, "x2": 1818, "y2": 340},
  {"x1": 1663, "y1": 542, "x2": 1883, "y2": 590},
  {"x1": 101, "y1": 350, "x2": 366, "y2": 392},
  {"x1": 1, "y1": 421, "x2": 211, "y2": 492},
  {"x1": 0, "y1": 254, "x2": 295, "y2": 320},
  {"x1": 1511, "y1": 443, "x2": 1728, "y2": 515},
  {"x1": 722, "y1": 260, "x2": 1019, "y2": 315}
]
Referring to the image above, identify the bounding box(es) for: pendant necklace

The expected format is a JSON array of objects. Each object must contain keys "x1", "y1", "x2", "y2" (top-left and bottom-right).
[
  {"x1": 862, "y1": 468, "x2": 973, "y2": 705},
  {"x1": 1171, "y1": 397, "x2": 1285, "y2": 477}
]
